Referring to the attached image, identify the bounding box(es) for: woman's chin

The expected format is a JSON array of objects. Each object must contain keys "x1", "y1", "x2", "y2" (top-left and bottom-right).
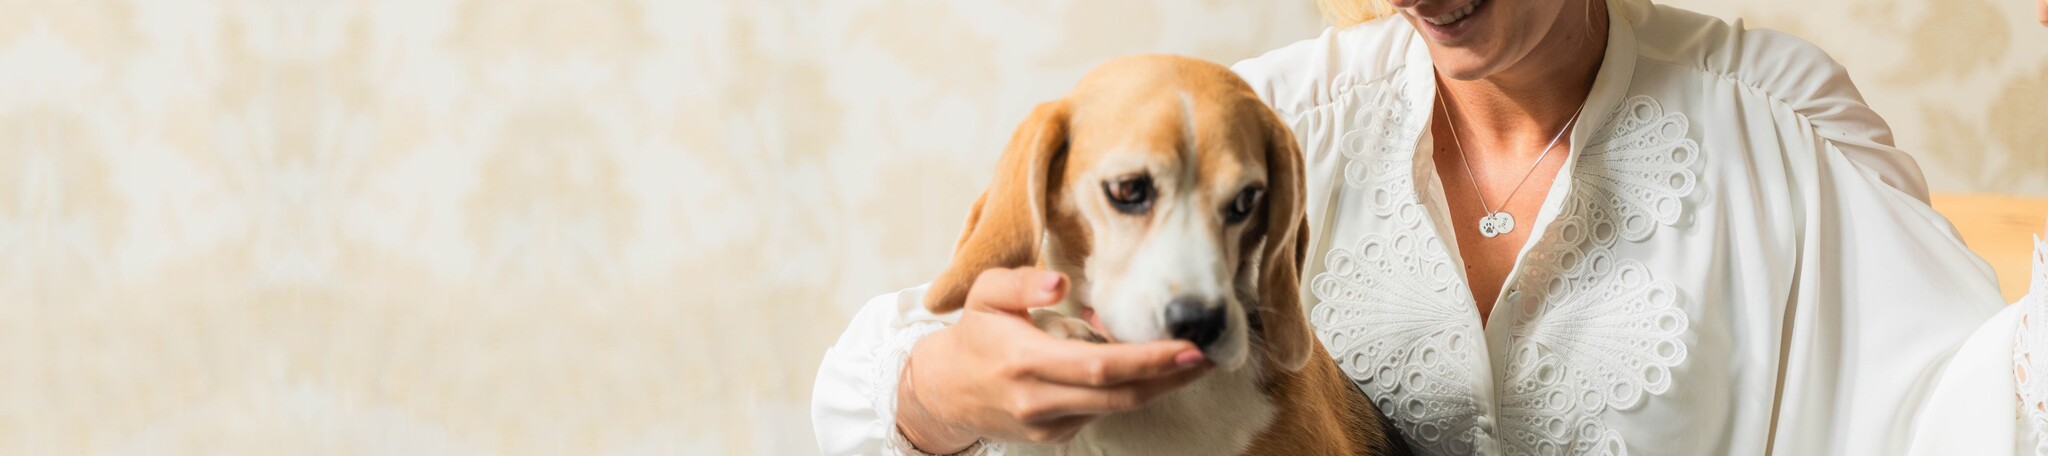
[{"x1": 1427, "y1": 50, "x2": 1507, "y2": 81}]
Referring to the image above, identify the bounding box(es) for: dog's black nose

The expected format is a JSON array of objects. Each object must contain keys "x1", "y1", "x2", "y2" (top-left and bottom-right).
[{"x1": 1164, "y1": 298, "x2": 1226, "y2": 352}]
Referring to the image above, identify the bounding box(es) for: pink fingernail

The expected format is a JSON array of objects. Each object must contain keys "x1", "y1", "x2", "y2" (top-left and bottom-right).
[
  {"x1": 1040, "y1": 273, "x2": 1064, "y2": 292},
  {"x1": 1174, "y1": 350, "x2": 1205, "y2": 367}
]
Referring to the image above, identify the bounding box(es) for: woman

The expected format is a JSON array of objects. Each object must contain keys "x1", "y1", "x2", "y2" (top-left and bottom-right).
[{"x1": 813, "y1": 0, "x2": 2044, "y2": 454}]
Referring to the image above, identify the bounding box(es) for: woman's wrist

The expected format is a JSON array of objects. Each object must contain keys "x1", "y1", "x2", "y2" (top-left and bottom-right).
[{"x1": 896, "y1": 334, "x2": 981, "y2": 453}]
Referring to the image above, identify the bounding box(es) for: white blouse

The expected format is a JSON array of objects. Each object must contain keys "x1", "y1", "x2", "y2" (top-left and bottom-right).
[{"x1": 811, "y1": 0, "x2": 2048, "y2": 454}]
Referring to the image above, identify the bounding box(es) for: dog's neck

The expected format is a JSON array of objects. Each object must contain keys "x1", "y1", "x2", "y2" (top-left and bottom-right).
[
  {"x1": 1002, "y1": 362, "x2": 1277, "y2": 456},
  {"x1": 1080, "y1": 360, "x2": 1278, "y2": 456}
]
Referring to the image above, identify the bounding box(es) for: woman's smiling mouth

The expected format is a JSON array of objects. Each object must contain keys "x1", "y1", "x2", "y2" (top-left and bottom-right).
[{"x1": 1422, "y1": 0, "x2": 1484, "y2": 25}]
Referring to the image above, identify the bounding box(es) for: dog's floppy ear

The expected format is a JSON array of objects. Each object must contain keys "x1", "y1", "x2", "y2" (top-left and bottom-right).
[
  {"x1": 925, "y1": 101, "x2": 1070, "y2": 313},
  {"x1": 1256, "y1": 105, "x2": 1314, "y2": 372}
]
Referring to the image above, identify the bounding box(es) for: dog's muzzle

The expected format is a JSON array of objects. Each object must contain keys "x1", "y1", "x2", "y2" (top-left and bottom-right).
[{"x1": 1164, "y1": 297, "x2": 1227, "y2": 353}]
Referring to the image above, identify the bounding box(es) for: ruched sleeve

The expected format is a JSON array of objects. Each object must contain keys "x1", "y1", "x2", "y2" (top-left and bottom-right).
[{"x1": 811, "y1": 285, "x2": 1004, "y2": 456}]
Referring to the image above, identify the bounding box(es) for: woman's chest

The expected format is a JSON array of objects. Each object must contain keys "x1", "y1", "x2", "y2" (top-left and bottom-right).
[
  {"x1": 1297, "y1": 93, "x2": 1795, "y2": 454},
  {"x1": 1425, "y1": 127, "x2": 1573, "y2": 323}
]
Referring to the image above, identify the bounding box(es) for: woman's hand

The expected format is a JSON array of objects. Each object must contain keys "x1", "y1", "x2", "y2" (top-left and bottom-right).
[{"x1": 895, "y1": 267, "x2": 1212, "y2": 453}]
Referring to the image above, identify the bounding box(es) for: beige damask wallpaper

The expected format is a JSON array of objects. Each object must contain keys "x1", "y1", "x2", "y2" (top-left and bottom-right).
[{"x1": 1, "y1": 0, "x2": 2040, "y2": 454}]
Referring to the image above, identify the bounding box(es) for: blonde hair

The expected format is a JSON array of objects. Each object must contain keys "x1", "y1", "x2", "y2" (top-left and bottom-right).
[{"x1": 1316, "y1": 0, "x2": 1395, "y2": 28}]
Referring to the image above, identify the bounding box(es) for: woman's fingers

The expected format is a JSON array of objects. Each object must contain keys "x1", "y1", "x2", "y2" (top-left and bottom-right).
[
  {"x1": 1010, "y1": 365, "x2": 1214, "y2": 420},
  {"x1": 940, "y1": 266, "x2": 1215, "y2": 436},
  {"x1": 958, "y1": 268, "x2": 1207, "y2": 386},
  {"x1": 964, "y1": 268, "x2": 1067, "y2": 314},
  {"x1": 1026, "y1": 338, "x2": 1207, "y2": 387}
]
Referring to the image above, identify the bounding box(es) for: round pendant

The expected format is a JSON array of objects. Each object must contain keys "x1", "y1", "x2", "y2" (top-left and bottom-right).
[{"x1": 1478, "y1": 212, "x2": 1515, "y2": 238}]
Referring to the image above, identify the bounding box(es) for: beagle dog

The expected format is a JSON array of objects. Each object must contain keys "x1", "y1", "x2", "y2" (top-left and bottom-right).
[{"x1": 925, "y1": 55, "x2": 1408, "y2": 456}]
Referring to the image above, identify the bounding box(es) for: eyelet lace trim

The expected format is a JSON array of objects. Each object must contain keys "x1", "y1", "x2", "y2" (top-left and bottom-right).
[
  {"x1": 1312, "y1": 232, "x2": 1490, "y2": 455},
  {"x1": 1306, "y1": 82, "x2": 1697, "y2": 455},
  {"x1": 1337, "y1": 71, "x2": 1430, "y2": 221},
  {"x1": 1494, "y1": 96, "x2": 1697, "y2": 456},
  {"x1": 1500, "y1": 252, "x2": 1688, "y2": 456},
  {"x1": 1311, "y1": 70, "x2": 1493, "y2": 456},
  {"x1": 1579, "y1": 96, "x2": 1701, "y2": 242},
  {"x1": 2014, "y1": 231, "x2": 2048, "y2": 455}
]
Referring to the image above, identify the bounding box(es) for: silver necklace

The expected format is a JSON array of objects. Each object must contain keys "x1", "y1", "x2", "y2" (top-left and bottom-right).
[{"x1": 1436, "y1": 89, "x2": 1584, "y2": 238}]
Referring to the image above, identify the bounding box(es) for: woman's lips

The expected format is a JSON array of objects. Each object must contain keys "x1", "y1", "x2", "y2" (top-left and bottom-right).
[
  {"x1": 1414, "y1": 0, "x2": 1486, "y2": 42},
  {"x1": 1422, "y1": 0, "x2": 1482, "y2": 25}
]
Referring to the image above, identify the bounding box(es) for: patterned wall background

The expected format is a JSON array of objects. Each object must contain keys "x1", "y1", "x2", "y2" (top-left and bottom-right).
[{"x1": 0, "y1": 0, "x2": 2039, "y2": 454}]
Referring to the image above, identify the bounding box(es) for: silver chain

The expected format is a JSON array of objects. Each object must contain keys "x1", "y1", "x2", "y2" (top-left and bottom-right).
[{"x1": 1435, "y1": 86, "x2": 1585, "y2": 217}]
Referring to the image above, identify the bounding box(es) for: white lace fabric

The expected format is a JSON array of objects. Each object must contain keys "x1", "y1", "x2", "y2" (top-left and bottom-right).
[
  {"x1": 2013, "y1": 232, "x2": 2048, "y2": 455},
  {"x1": 1310, "y1": 69, "x2": 1491, "y2": 455},
  {"x1": 1494, "y1": 96, "x2": 1697, "y2": 455},
  {"x1": 1302, "y1": 55, "x2": 1699, "y2": 455}
]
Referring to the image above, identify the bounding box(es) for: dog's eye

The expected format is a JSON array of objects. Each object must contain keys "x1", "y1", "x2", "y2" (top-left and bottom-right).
[
  {"x1": 1223, "y1": 186, "x2": 1262, "y2": 224},
  {"x1": 1103, "y1": 175, "x2": 1154, "y2": 215}
]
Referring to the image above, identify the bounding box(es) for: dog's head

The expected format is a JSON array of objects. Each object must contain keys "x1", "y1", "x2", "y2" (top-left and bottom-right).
[{"x1": 924, "y1": 55, "x2": 1313, "y2": 373}]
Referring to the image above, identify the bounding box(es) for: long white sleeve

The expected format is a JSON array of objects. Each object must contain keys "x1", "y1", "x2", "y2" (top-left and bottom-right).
[
  {"x1": 1764, "y1": 107, "x2": 2009, "y2": 455},
  {"x1": 1911, "y1": 223, "x2": 2048, "y2": 455},
  {"x1": 812, "y1": 285, "x2": 1005, "y2": 456},
  {"x1": 1656, "y1": 21, "x2": 2014, "y2": 453}
]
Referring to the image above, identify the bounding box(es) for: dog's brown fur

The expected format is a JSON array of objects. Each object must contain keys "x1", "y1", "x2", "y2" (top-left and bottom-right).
[
  {"x1": 1253, "y1": 342, "x2": 1409, "y2": 455},
  {"x1": 922, "y1": 54, "x2": 1406, "y2": 455}
]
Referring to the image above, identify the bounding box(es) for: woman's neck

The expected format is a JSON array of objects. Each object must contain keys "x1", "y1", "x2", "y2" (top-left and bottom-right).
[{"x1": 1437, "y1": 0, "x2": 1609, "y2": 159}]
